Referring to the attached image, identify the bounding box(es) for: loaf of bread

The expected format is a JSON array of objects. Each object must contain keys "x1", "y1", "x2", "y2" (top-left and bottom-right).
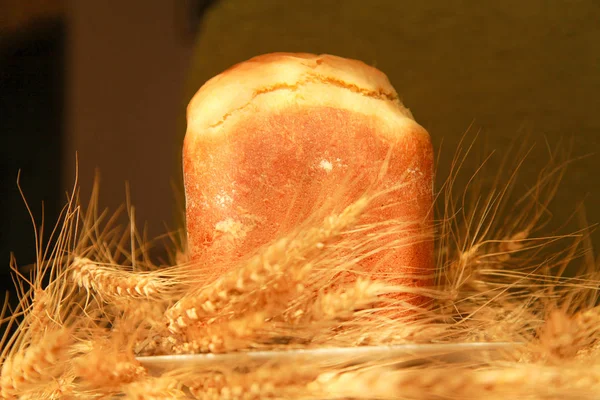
[{"x1": 183, "y1": 53, "x2": 433, "y2": 293}]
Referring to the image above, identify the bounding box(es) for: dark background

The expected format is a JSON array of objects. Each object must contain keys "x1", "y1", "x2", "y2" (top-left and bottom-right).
[{"x1": 1, "y1": 1, "x2": 598, "y2": 294}]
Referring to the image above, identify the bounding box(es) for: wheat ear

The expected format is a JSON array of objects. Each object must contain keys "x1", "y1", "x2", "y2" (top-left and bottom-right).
[
  {"x1": 537, "y1": 306, "x2": 600, "y2": 360},
  {"x1": 71, "y1": 256, "x2": 180, "y2": 301},
  {"x1": 74, "y1": 346, "x2": 147, "y2": 392},
  {"x1": 122, "y1": 377, "x2": 187, "y2": 400},
  {"x1": 166, "y1": 196, "x2": 369, "y2": 334},
  {"x1": 0, "y1": 328, "x2": 71, "y2": 399},
  {"x1": 310, "y1": 278, "x2": 390, "y2": 322},
  {"x1": 187, "y1": 366, "x2": 314, "y2": 400},
  {"x1": 312, "y1": 364, "x2": 600, "y2": 399},
  {"x1": 170, "y1": 312, "x2": 268, "y2": 354}
]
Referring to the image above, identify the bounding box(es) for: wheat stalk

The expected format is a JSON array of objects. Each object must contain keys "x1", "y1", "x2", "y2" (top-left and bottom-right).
[{"x1": 3, "y1": 138, "x2": 599, "y2": 398}]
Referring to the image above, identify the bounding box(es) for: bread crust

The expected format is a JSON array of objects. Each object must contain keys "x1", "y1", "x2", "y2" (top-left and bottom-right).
[
  {"x1": 183, "y1": 53, "x2": 434, "y2": 295},
  {"x1": 185, "y1": 53, "x2": 417, "y2": 140}
]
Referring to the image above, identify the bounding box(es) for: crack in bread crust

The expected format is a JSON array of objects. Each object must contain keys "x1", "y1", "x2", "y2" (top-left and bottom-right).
[{"x1": 208, "y1": 74, "x2": 401, "y2": 129}]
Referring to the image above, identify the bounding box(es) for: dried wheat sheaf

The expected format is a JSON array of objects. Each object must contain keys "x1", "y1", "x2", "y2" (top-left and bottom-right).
[{"x1": 1, "y1": 139, "x2": 598, "y2": 399}]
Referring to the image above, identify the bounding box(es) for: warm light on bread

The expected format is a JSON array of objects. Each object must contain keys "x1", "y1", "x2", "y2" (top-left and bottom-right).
[{"x1": 183, "y1": 53, "x2": 434, "y2": 295}]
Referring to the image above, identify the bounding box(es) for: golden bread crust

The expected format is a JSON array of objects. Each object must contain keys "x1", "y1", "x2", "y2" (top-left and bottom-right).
[
  {"x1": 185, "y1": 53, "x2": 417, "y2": 140},
  {"x1": 183, "y1": 53, "x2": 434, "y2": 300}
]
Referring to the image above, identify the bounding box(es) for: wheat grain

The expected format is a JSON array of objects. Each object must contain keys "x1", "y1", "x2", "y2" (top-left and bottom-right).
[
  {"x1": 0, "y1": 328, "x2": 71, "y2": 399},
  {"x1": 74, "y1": 346, "x2": 147, "y2": 391},
  {"x1": 187, "y1": 367, "x2": 313, "y2": 400},
  {"x1": 23, "y1": 289, "x2": 50, "y2": 339},
  {"x1": 123, "y1": 377, "x2": 187, "y2": 400},
  {"x1": 166, "y1": 196, "x2": 369, "y2": 335},
  {"x1": 71, "y1": 256, "x2": 179, "y2": 301},
  {"x1": 310, "y1": 278, "x2": 389, "y2": 322},
  {"x1": 185, "y1": 371, "x2": 227, "y2": 399},
  {"x1": 312, "y1": 364, "x2": 600, "y2": 400},
  {"x1": 537, "y1": 306, "x2": 600, "y2": 361},
  {"x1": 16, "y1": 376, "x2": 75, "y2": 400},
  {"x1": 169, "y1": 312, "x2": 268, "y2": 354},
  {"x1": 497, "y1": 230, "x2": 530, "y2": 259}
]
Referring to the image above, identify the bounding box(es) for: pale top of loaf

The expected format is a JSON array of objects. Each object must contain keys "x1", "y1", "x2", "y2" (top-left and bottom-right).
[{"x1": 185, "y1": 53, "x2": 421, "y2": 138}]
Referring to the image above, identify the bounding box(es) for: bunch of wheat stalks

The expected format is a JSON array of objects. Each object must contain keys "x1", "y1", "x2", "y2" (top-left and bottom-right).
[{"x1": 1, "y1": 139, "x2": 598, "y2": 400}]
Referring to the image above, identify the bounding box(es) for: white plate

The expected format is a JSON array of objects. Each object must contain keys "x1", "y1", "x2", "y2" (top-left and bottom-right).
[{"x1": 137, "y1": 342, "x2": 519, "y2": 372}]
